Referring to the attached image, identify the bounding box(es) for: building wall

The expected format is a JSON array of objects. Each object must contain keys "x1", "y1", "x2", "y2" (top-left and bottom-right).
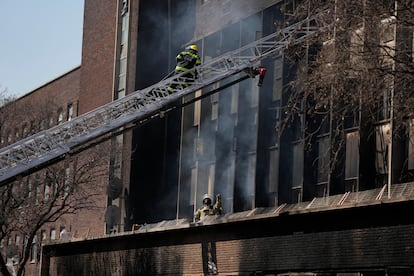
[
  {"x1": 128, "y1": 0, "x2": 196, "y2": 225},
  {"x1": 193, "y1": 0, "x2": 281, "y2": 41},
  {"x1": 0, "y1": 67, "x2": 83, "y2": 275},
  {"x1": 0, "y1": 67, "x2": 80, "y2": 149},
  {"x1": 176, "y1": 1, "x2": 287, "y2": 219},
  {"x1": 42, "y1": 200, "x2": 414, "y2": 275},
  {"x1": 3, "y1": 0, "x2": 414, "y2": 274},
  {"x1": 78, "y1": 0, "x2": 118, "y2": 114}
]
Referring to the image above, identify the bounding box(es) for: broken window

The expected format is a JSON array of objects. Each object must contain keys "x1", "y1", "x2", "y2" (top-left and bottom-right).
[
  {"x1": 375, "y1": 124, "x2": 391, "y2": 174},
  {"x1": 345, "y1": 131, "x2": 359, "y2": 180}
]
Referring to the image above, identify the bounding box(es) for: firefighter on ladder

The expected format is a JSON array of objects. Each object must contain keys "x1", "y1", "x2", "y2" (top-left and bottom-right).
[
  {"x1": 168, "y1": 44, "x2": 201, "y2": 94},
  {"x1": 194, "y1": 193, "x2": 222, "y2": 222}
]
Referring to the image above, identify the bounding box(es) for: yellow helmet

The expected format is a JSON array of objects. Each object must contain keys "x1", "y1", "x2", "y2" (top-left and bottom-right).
[
  {"x1": 187, "y1": 44, "x2": 198, "y2": 52},
  {"x1": 202, "y1": 193, "x2": 212, "y2": 205}
]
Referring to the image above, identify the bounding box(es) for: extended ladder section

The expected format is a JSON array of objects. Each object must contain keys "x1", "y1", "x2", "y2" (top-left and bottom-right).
[{"x1": 0, "y1": 11, "x2": 331, "y2": 186}]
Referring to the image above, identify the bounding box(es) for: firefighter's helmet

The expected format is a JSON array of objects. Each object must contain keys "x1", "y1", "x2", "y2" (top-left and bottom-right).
[
  {"x1": 187, "y1": 44, "x2": 198, "y2": 52},
  {"x1": 202, "y1": 194, "x2": 212, "y2": 205}
]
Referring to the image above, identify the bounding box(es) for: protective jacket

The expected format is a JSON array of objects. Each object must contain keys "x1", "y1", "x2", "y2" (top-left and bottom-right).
[
  {"x1": 168, "y1": 48, "x2": 201, "y2": 94},
  {"x1": 175, "y1": 50, "x2": 201, "y2": 77}
]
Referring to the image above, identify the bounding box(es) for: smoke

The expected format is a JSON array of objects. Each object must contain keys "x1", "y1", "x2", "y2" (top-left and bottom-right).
[
  {"x1": 173, "y1": 1, "x2": 280, "y2": 215},
  {"x1": 136, "y1": 0, "x2": 195, "y2": 88},
  {"x1": 194, "y1": 0, "x2": 275, "y2": 40},
  {"x1": 133, "y1": 0, "x2": 282, "y2": 221}
]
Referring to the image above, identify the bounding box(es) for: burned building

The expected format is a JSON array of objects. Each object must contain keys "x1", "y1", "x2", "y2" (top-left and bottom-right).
[{"x1": 2, "y1": 0, "x2": 414, "y2": 275}]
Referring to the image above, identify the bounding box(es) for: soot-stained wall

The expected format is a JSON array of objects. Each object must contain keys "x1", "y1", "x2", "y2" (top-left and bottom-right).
[
  {"x1": 129, "y1": 0, "x2": 195, "y2": 225},
  {"x1": 42, "y1": 200, "x2": 414, "y2": 275}
]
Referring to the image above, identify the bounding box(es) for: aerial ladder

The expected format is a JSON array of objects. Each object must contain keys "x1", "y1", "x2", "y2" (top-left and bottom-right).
[{"x1": 0, "y1": 11, "x2": 331, "y2": 186}]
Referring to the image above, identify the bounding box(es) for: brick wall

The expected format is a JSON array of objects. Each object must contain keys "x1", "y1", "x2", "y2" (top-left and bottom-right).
[
  {"x1": 49, "y1": 243, "x2": 203, "y2": 275},
  {"x1": 42, "y1": 201, "x2": 414, "y2": 275},
  {"x1": 44, "y1": 225, "x2": 414, "y2": 275},
  {"x1": 0, "y1": 67, "x2": 82, "y2": 276},
  {"x1": 217, "y1": 224, "x2": 414, "y2": 273},
  {"x1": 78, "y1": 0, "x2": 117, "y2": 114},
  {"x1": 1, "y1": 67, "x2": 80, "y2": 147}
]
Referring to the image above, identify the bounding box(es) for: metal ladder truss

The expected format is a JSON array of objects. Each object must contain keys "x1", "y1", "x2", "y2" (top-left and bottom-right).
[{"x1": 0, "y1": 11, "x2": 332, "y2": 185}]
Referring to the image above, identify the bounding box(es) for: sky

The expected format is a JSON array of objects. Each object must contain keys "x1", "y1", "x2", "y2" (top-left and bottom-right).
[{"x1": 0, "y1": 1, "x2": 84, "y2": 98}]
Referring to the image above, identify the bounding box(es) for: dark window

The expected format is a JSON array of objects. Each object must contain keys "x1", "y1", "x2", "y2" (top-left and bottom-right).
[
  {"x1": 345, "y1": 131, "x2": 359, "y2": 180},
  {"x1": 317, "y1": 136, "x2": 330, "y2": 184},
  {"x1": 292, "y1": 142, "x2": 303, "y2": 190}
]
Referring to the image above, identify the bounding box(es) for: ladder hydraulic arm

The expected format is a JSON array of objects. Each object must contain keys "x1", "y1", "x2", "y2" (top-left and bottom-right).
[{"x1": 0, "y1": 11, "x2": 331, "y2": 186}]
